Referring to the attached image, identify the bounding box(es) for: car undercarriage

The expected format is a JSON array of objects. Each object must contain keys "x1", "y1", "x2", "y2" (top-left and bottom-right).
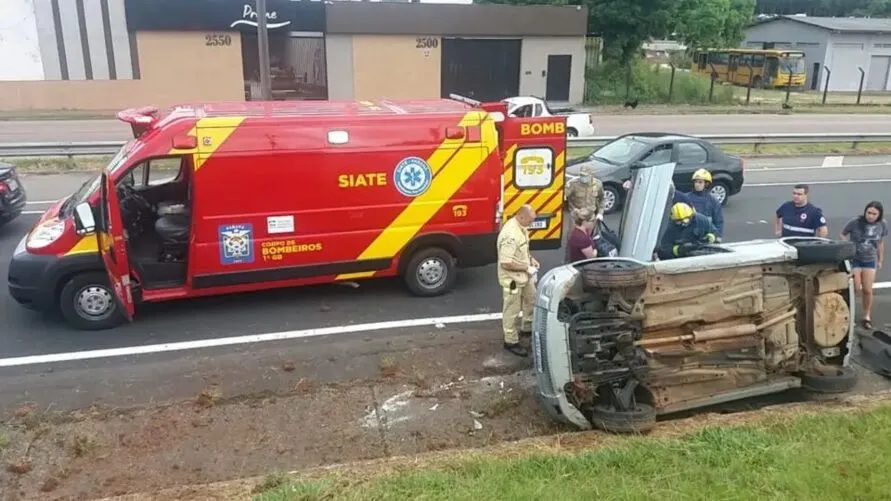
[{"x1": 532, "y1": 161, "x2": 859, "y2": 433}]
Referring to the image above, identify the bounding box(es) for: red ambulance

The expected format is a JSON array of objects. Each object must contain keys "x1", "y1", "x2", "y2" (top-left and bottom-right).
[{"x1": 7, "y1": 97, "x2": 567, "y2": 330}]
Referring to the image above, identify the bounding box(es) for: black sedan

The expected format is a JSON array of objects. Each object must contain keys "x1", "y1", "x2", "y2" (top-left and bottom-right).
[
  {"x1": 566, "y1": 133, "x2": 745, "y2": 215},
  {"x1": 0, "y1": 162, "x2": 27, "y2": 227}
]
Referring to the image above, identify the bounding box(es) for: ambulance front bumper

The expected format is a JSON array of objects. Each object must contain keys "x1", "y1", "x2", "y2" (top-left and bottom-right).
[{"x1": 8, "y1": 236, "x2": 102, "y2": 312}]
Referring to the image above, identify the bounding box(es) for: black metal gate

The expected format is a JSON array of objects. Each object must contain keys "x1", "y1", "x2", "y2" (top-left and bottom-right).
[{"x1": 441, "y1": 38, "x2": 521, "y2": 102}]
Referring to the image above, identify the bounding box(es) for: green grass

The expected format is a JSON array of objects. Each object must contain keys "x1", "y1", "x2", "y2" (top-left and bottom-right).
[
  {"x1": 585, "y1": 60, "x2": 736, "y2": 106},
  {"x1": 256, "y1": 404, "x2": 891, "y2": 501}
]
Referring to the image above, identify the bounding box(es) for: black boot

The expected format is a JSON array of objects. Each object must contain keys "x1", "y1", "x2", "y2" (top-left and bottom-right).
[{"x1": 504, "y1": 342, "x2": 529, "y2": 357}]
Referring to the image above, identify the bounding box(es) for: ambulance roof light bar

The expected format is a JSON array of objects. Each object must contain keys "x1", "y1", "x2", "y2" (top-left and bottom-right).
[{"x1": 116, "y1": 106, "x2": 161, "y2": 139}]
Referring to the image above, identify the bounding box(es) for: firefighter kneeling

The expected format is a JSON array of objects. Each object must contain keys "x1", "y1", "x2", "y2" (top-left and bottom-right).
[{"x1": 656, "y1": 202, "x2": 719, "y2": 260}]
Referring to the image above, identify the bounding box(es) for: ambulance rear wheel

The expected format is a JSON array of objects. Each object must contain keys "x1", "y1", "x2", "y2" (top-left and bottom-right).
[
  {"x1": 404, "y1": 247, "x2": 456, "y2": 297},
  {"x1": 58, "y1": 272, "x2": 125, "y2": 331}
]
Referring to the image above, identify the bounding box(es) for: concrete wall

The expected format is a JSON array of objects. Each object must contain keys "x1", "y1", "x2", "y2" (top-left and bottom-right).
[
  {"x1": 325, "y1": 34, "x2": 354, "y2": 100},
  {"x1": 0, "y1": 31, "x2": 245, "y2": 110},
  {"x1": 519, "y1": 36, "x2": 586, "y2": 104},
  {"x1": 351, "y1": 34, "x2": 441, "y2": 101}
]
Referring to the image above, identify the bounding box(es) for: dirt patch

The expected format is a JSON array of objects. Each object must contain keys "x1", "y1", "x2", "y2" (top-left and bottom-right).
[
  {"x1": 96, "y1": 390, "x2": 891, "y2": 501},
  {"x1": 0, "y1": 341, "x2": 538, "y2": 501}
]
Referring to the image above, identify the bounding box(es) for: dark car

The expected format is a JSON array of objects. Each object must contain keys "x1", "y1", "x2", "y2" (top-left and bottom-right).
[
  {"x1": 0, "y1": 162, "x2": 27, "y2": 227},
  {"x1": 566, "y1": 132, "x2": 745, "y2": 215}
]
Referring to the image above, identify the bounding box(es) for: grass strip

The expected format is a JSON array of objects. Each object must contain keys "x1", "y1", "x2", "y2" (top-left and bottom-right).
[{"x1": 256, "y1": 403, "x2": 891, "y2": 501}]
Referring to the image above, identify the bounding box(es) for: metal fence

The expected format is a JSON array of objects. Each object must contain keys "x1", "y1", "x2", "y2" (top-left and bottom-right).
[{"x1": 0, "y1": 133, "x2": 889, "y2": 159}]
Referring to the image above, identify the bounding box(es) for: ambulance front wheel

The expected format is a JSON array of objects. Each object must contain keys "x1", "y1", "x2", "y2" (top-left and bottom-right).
[
  {"x1": 404, "y1": 247, "x2": 457, "y2": 297},
  {"x1": 58, "y1": 272, "x2": 126, "y2": 331}
]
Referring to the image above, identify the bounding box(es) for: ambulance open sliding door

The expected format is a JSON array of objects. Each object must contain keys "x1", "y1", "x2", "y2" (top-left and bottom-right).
[{"x1": 501, "y1": 117, "x2": 567, "y2": 250}]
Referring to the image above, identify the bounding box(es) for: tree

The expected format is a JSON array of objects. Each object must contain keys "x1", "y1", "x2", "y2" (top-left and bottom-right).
[
  {"x1": 585, "y1": 0, "x2": 678, "y2": 62},
  {"x1": 674, "y1": 0, "x2": 756, "y2": 52}
]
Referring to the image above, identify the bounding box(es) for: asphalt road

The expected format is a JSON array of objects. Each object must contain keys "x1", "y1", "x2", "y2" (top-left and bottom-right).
[
  {"x1": 1, "y1": 155, "x2": 890, "y2": 361},
  {"x1": 1, "y1": 113, "x2": 890, "y2": 143}
]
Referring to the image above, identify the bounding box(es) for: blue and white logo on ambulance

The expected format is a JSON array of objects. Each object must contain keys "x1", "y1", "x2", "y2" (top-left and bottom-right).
[
  {"x1": 219, "y1": 223, "x2": 255, "y2": 265},
  {"x1": 393, "y1": 156, "x2": 432, "y2": 198}
]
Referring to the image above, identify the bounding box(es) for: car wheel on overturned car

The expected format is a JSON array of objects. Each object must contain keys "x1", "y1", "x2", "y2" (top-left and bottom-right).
[
  {"x1": 590, "y1": 403, "x2": 657, "y2": 434},
  {"x1": 801, "y1": 365, "x2": 858, "y2": 394},
  {"x1": 786, "y1": 239, "x2": 855, "y2": 265},
  {"x1": 581, "y1": 260, "x2": 648, "y2": 289}
]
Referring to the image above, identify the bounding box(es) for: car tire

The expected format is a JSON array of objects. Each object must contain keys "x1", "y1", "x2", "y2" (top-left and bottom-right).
[
  {"x1": 801, "y1": 365, "x2": 858, "y2": 394},
  {"x1": 581, "y1": 260, "x2": 649, "y2": 289},
  {"x1": 567, "y1": 128, "x2": 578, "y2": 137},
  {"x1": 709, "y1": 180, "x2": 731, "y2": 206},
  {"x1": 403, "y1": 247, "x2": 457, "y2": 297},
  {"x1": 590, "y1": 403, "x2": 656, "y2": 434},
  {"x1": 58, "y1": 272, "x2": 126, "y2": 331},
  {"x1": 786, "y1": 239, "x2": 855, "y2": 265},
  {"x1": 602, "y1": 184, "x2": 621, "y2": 215}
]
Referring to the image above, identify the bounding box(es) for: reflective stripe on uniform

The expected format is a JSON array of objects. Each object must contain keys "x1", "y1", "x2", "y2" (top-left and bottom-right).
[{"x1": 783, "y1": 224, "x2": 816, "y2": 234}]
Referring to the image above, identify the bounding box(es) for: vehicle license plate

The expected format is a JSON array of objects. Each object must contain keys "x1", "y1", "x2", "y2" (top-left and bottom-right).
[{"x1": 529, "y1": 218, "x2": 548, "y2": 230}]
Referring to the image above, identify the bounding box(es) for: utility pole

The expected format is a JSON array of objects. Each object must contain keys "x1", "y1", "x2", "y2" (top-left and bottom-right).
[{"x1": 256, "y1": 0, "x2": 272, "y2": 101}]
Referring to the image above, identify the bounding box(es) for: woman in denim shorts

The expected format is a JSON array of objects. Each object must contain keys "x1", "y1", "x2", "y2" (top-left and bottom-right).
[{"x1": 841, "y1": 201, "x2": 887, "y2": 329}]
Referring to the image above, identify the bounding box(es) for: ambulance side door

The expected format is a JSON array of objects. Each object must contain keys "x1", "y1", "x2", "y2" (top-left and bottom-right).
[
  {"x1": 97, "y1": 172, "x2": 135, "y2": 321},
  {"x1": 500, "y1": 116, "x2": 568, "y2": 250}
]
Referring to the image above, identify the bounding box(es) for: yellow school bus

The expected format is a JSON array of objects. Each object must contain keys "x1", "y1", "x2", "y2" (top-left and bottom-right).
[{"x1": 693, "y1": 49, "x2": 807, "y2": 89}]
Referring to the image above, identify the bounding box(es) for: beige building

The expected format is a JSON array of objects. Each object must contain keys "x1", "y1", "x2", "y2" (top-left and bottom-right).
[{"x1": 0, "y1": 0, "x2": 588, "y2": 111}]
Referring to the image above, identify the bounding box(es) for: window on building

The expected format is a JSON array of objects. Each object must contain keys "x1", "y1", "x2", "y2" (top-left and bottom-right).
[{"x1": 241, "y1": 33, "x2": 328, "y2": 101}]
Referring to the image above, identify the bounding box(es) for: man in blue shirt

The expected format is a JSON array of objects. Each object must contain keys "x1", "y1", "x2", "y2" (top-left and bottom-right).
[
  {"x1": 774, "y1": 184, "x2": 828, "y2": 238},
  {"x1": 685, "y1": 168, "x2": 724, "y2": 239},
  {"x1": 657, "y1": 202, "x2": 719, "y2": 260}
]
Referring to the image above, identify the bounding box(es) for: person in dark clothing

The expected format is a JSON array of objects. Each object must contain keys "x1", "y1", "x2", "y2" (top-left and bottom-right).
[
  {"x1": 685, "y1": 168, "x2": 724, "y2": 239},
  {"x1": 565, "y1": 208, "x2": 598, "y2": 263},
  {"x1": 841, "y1": 201, "x2": 887, "y2": 330},
  {"x1": 775, "y1": 184, "x2": 827, "y2": 238},
  {"x1": 656, "y1": 202, "x2": 719, "y2": 260}
]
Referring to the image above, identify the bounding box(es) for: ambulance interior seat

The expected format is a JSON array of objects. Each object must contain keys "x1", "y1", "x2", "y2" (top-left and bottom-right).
[{"x1": 116, "y1": 157, "x2": 193, "y2": 289}]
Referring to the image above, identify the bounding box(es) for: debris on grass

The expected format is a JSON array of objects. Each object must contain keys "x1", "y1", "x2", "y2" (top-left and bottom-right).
[
  {"x1": 379, "y1": 356, "x2": 400, "y2": 378},
  {"x1": 71, "y1": 433, "x2": 98, "y2": 458},
  {"x1": 252, "y1": 472, "x2": 290, "y2": 494},
  {"x1": 195, "y1": 385, "x2": 223, "y2": 408},
  {"x1": 7, "y1": 457, "x2": 32, "y2": 475}
]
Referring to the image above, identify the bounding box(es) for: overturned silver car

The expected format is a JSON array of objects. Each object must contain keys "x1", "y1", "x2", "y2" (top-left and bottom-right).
[{"x1": 532, "y1": 161, "x2": 858, "y2": 433}]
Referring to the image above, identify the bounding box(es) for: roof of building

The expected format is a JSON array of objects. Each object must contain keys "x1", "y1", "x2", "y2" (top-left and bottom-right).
[{"x1": 753, "y1": 15, "x2": 891, "y2": 34}]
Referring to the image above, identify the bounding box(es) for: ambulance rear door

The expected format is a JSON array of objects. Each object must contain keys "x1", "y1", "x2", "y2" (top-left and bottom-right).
[{"x1": 499, "y1": 116, "x2": 567, "y2": 250}]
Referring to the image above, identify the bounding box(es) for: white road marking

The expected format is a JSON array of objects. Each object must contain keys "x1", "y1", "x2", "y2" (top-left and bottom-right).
[
  {"x1": 0, "y1": 313, "x2": 502, "y2": 368},
  {"x1": 747, "y1": 179, "x2": 891, "y2": 187},
  {"x1": 821, "y1": 156, "x2": 845, "y2": 168},
  {"x1": 22, "y1": 211, "x2": 44, "y2": 215},
  {"x1": 747, "y1": 161, "x2": 891, "y2": 173},
  {"x1": 25, "y1": 200, "x2": 58, "y2": 205},
  {"x1": 3, "y1": 280, "x2": 891, "y2": 368}
]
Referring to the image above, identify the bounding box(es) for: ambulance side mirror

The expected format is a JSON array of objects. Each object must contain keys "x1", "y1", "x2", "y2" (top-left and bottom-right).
[{"x1": 74, "y1": 202, "x2": 96, "y2": 235}]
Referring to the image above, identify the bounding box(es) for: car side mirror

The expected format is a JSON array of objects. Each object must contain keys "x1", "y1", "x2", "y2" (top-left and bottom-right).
[{"x1": 74, "y1": 203, "x2": 96, "y2": 235}]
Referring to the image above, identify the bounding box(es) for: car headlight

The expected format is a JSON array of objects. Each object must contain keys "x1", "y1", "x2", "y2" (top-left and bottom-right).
[{"x1": 27, "y1": 219, "x2": 66, "y2": 249}]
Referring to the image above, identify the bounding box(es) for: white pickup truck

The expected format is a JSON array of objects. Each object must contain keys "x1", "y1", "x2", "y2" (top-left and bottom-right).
[{"x1": 502, "y1": 96, "x2": 595, "y2": 138}]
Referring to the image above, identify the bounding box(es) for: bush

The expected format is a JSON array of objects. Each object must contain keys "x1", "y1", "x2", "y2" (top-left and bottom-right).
[{"x1": 584, "y1": 58, "x2": 735, "y2": 106}]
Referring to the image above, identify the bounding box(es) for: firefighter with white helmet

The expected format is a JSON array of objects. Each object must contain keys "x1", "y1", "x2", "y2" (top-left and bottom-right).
[
  {"x1": 686, "y1": 168, "x2": 724, "y2": 240},
  {"x1": 656, "y1": 202, "x2": 719, "y2": 260}
]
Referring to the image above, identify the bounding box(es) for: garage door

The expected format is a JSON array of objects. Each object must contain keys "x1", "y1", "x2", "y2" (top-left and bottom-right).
[
  {"x1": 441, "y1": 38, "x2": 521, "y2": 102},
  {"x1": 829, "y1": 43, "x2": 865, "y2": 91},
  {"x1": 867, "y1": 55, "x2": 891, "y2": 91}
]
